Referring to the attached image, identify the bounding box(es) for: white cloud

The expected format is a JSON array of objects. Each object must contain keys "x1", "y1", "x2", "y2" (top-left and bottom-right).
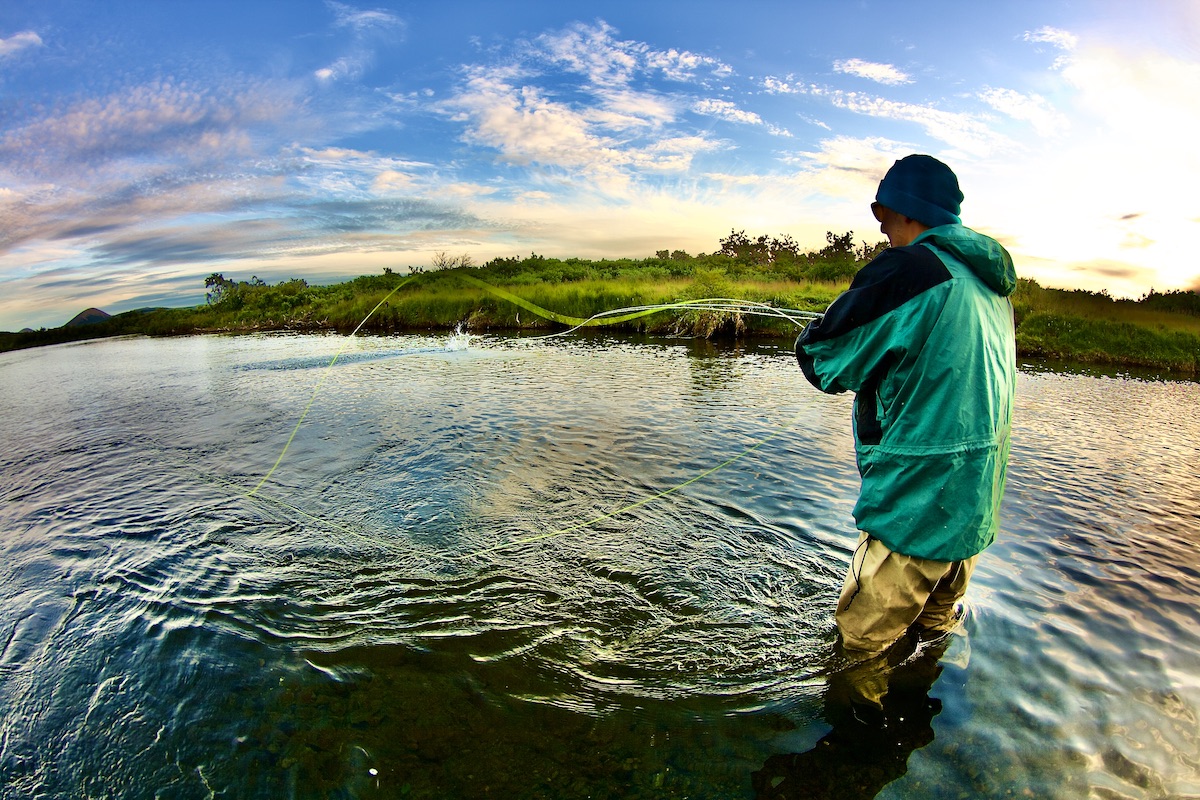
[
  {"x1": 631, "y1": 135, "x2": 723, "y2": 172},
  {"x1": 315, "y1": 2, "x2": 406, "y2": 83},
  {"x1": 0, "y1": 80, "x2": 298, "y2": 177},
  {"x1": 443, "y1": 45, "x2": 725, "y2": 189},
  {"x1": 0, "y1": 30, "x2": 42, "y2": 59},
  {"x1": 833, "y1": 58, "x2": 913, "y2": 86},
  {"x1": 297, "y1": 147, "x2": 434, "y2": 197},
  {"x1": 787, "y1": 135, "x2": 909, "y2": 202},
  {"x1": 369, "y1": 170, "x2": 416, "y2": 193},
  {"x1": 534, "y1": 20, "x2": 732, "y2": 90},
  {"x1": 1023, "y1": 26, "x2": 1078, "y2": 69},
  {"x1": 979, "y1": 87, "x2": 1069, "y2": 137},
  {"x1": 692, "y1": 98, "x2": 763, "y2": 126},
  {"x1": 1023, "y1": 26, "x2": 1078, "y2": 51},
  {"x1": 827, "y1": 91, "x2": 1010, "y2": 157},
  {"x1": 327, "y1": 1, "x2": 405, "y2": 31},
  {"x1": 300, "y1": 146, "x2": 432, "y2": 172},
  {"x1": 690, "y1": 98, "x2": 790, "y2": 137},
  {"x1": 536, "y1": 21, "x2": 640, "y2": 87},
  {"x1": 438, "y1": 182, "x2": 499, "y2": 199},
  {"x1": 763, "y1": 75, "x2": 805, "y2": 94},
  {"x1": 591, "y1": 88, "x2": 676, "y2": 127},
  {"x1": 315, "y1": 56, "x2": 363, "y2": 83},
  {"x1": 444, "y1": 71, "x2": 632, "y2": 190},
  {"x1": 440, "y1": 19, "x2": 743, "y2": 189},
  {"x1": 646, "y1": 47, "x2": 732, "y2": 81}
]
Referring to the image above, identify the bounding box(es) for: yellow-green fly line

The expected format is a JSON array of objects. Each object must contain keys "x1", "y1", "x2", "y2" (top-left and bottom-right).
[
  {"x1": 241, "y1": 273, "x2": 822, "y2": 554},
  {"x1": 458, "y1": 273, "x2": 822, "y2": 335},
  {"x1": 247, "y1": 278, "x2": 412, "y2": 497}
]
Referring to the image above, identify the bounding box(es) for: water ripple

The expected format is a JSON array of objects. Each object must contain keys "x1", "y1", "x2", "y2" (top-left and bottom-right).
[{"x1": 2, "y1": 335, "x2": 1199, "y2": 798}]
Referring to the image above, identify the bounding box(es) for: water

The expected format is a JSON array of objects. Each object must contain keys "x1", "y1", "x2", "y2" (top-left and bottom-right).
[{"x1": 0, "y1": 332, "x2": 1197, "y2": 799}]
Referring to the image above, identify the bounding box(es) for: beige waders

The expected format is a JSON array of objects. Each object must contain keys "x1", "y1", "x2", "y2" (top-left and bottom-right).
[{"x1": 836, "y1": 532, "x2": 977, "y2": 655}]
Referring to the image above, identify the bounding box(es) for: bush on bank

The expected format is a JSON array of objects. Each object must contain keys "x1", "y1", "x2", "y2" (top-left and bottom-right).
[{"x1": 3, "y1": 233, "x2": 1199, "y2": 377}]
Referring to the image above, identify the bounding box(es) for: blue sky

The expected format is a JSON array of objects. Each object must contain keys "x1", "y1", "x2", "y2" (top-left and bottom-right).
[{"x1": 2, "y1": 1, "x2": 1198, "y2": 330}]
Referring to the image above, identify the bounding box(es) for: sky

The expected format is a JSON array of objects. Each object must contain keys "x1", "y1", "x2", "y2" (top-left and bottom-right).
[{"x1": 2, "y1": 1, "x2": 1199, "y2": 331}]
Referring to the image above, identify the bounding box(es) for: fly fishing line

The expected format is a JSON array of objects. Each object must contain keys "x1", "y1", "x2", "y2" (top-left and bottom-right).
[
  {"x1": 237, "y1": 273, "x2": 823, "y2": 556},
  {"x1": 248, "y1": 278, "x2": 412, "y2": 497},
  {"x1": 459, "y1": 273, "x2": 822, "y2": 336}
]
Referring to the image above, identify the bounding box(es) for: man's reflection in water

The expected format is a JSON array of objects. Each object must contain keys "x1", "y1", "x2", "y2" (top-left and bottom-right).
[{"x1": 752, "y1": 631, "x2": 958, "y2": 800}]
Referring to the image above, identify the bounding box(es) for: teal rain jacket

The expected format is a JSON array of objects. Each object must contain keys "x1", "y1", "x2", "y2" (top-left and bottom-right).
[{"x1": 796, "y1": 224, "x2": 1017, "y2": 562}]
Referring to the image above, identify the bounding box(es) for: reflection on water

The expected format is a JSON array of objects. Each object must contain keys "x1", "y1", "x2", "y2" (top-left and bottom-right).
[
  {"x1": 754, "y1": 632, "x2": 956, "y2": 799},
  {"x1": 0, "y1": 333, "x2": 1198, "y2": 799}
]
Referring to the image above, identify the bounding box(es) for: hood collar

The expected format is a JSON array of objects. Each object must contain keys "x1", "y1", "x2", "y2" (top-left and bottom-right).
[{"x1": 914, "y1": 225, "x2": 1017, "y2": 297}]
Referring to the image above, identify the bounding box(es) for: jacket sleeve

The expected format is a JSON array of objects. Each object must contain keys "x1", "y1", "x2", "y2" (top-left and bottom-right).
[{"x1": 795, "y1": 245, "x2": 951, "y2": 395}]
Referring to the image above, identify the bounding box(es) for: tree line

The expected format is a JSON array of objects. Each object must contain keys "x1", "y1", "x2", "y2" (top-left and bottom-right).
[{"x1": 3, "y1": 229, "x2": 1198, "y2": 376}]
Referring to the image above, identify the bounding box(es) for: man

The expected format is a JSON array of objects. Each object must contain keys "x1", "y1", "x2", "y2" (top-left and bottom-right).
[{"x1": 796, "y1": 154, "x2": 1016, "y2": 656}]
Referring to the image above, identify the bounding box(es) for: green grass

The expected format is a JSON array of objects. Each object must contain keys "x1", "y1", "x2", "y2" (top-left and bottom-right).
[
  {"x1": 1012, "y1": 279, "x2": 1200, "y2": 374},
  {"x1": 3, "y1": 247, "x2": 1198, "y2": 378}
]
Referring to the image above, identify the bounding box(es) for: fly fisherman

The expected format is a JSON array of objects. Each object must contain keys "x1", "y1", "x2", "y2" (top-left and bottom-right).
[{"x1": 796, "y1": 154, "x2": 1017, "y2": 665}]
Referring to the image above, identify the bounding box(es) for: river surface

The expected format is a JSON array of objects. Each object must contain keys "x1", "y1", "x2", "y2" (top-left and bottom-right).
[{"x1": 1, "y1": 332, "x2": 1198, "y2": 799}]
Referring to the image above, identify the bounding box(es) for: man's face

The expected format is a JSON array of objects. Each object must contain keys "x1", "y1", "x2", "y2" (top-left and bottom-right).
[{"x1": 872, "y1": 202, "x2": 920, "y2": 247}]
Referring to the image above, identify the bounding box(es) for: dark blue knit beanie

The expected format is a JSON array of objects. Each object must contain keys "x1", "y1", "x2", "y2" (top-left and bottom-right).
[{"x1": 875, "y1": 154, "x2": 963, "y2": 227}]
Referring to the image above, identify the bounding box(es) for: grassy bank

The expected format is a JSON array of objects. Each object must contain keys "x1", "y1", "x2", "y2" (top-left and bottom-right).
[
  {"x1": 1012, "y1": 279, "x2": 1200, "y2": 375},
  {"x1": 3, "y1": 240, "x2": 1199, "y2": 378}
]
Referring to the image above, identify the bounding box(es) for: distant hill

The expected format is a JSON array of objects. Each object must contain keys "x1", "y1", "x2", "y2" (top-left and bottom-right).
[{"x1": 64, "y1": 308, "x2": 111, "y2": 327}]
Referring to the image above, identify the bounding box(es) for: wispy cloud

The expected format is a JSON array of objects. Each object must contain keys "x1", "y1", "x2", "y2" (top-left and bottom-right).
[
  {"x1": 327, "y1": 0, "x2": 405, "y2": 32},
  {"x1": 1023, "y1": 26, "x2": 1078, "y2": 51},
  {"x1": 692, "y1": 98, "x2": 762, "y2": 126},
  {"x1": 979, "y1": 87, "x2": 1069, "y2": 137},
  {"x1": 692, "y1": 98, "x2": 790, "y2": 137},
  {"x1": 298, "y1": 146, "x2": 434, "y2": 193},
  {"x1": 823, "y1": 91, "x2": 1009, "y2": 157},
  {"x1": 1023, "y1": 26, "x2": 1078, "y2": 69},
  {"x1": 590, "y1": 88, "x2": 676, "y2": 128},
  {"x1": 833, "y1": 58, "x2": 912, "y2": 86},
  {"x1": 1, "y1": 84, "x2": 292, "y2": 177},
  {"x1": 0, "y1": 30, "x2": 42, "y2": 59},
  {"x1": 445, "y1": 70, "x2": 626, "y2": 177},
  {"x1": 536, "y1": 20, "x2": 641, "y2": 87},
  {"x1": 442, "y1": 23, "x2": 741, "y2": 190},
  {"x1": 646, "y1": 47, "x2": 733, "y2": 82},
  {"x1": 0, "y1": 77, "x2": 309, "y2": 258},
  {"x1": 315, "y1": 1, "x2": 406, "y2": 82},
  {"x1": 763, "y1": 71, "x2": 1001, "y2": 151},
  {"x1": 535, "y1": 21, "x2": 733, "y2": 87},
  {"x1": 785, "y1": 135, "x2": 909, "y2": 201},
  {"x1": 0, "y1": 70, "x2": 480, "y2": 283},
  {"x1": 762, "y1": 75, "x2": 806, "y2": 94}
]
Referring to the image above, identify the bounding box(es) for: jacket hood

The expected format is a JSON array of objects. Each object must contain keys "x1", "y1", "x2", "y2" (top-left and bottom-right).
[{"x1": 915, "y1": 224, "x2": 1017, "y2": 297}]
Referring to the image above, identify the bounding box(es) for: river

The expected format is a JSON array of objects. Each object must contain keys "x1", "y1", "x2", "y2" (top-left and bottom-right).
[{"x1": 1, "y1": 332, "x2": 1197, "y2": 799}]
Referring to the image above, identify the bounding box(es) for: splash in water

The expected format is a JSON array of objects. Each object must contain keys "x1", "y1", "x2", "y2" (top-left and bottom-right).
[{"x1": 446, "y1": 323, "x2": 472, "y2": 352}]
